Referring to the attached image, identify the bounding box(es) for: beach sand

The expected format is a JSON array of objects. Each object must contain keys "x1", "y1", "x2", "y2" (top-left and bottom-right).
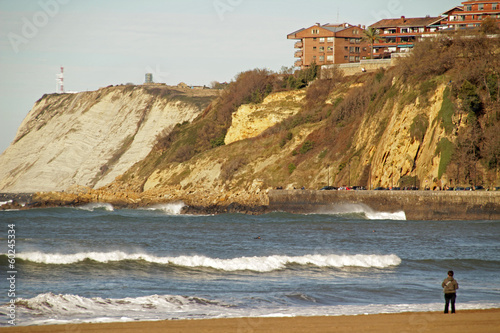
[{"x1": 2, "y1": 309, "x2": 499, "y2": 333}]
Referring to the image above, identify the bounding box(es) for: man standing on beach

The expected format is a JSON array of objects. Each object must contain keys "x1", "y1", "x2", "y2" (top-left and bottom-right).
[{"x1": 442, "y1": 270, "x2": 459, "y2": 314}]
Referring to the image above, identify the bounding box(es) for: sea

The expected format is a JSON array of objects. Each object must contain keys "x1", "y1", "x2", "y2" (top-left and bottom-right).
[{"x1": 0, "y1": 202, "x2": 499, "y2": 327}]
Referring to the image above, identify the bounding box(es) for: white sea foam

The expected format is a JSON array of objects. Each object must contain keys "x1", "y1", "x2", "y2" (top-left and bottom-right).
[
  {"x1": 77, "y1": 203, "x2": 114, "y2": 212},
  {"x1": 3, "y1": 292, "x2": 499, "y2": 327},
  {"x1": 16, "y1": 251, "x2": 402, "y2": 271},
  {"x1": 143, "y1": 202, "x2": 185, "y2": 215},
  {"x1": 0, "y1": 200, "x2": 13, "y2": 207},
  {"x1": 320, "y1": 204, "x2": 407, "y2": 220},
  {"x1": 6, "y1": 293, "x2": 230, "y2": 326}
]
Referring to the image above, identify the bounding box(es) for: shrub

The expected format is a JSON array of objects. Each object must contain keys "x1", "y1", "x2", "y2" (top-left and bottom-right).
[
  {"x1": 288, "y1": 163, "x2": 296, "y2": 174},
  {"x1": 438, "y1": 87, "x2": 455, "y2": 134},
  {"x1": 221, "y1": 156, "x2": 247, "y2": 181},
  {"x1": 399, "y1": 175, "x2": 420, "y2": 188},
  {"x1": 410, "y1": 114, "x2": 429, "y2": 142},
  {"x1": 436, "y1": 138, "x2": 454, "y2": 179},
  {"x1": 460, "y1": 80, "x2": 483, "y2": 117},
  {"x1": 300, "y1": 141, "x2": 314, "y2": 154}
]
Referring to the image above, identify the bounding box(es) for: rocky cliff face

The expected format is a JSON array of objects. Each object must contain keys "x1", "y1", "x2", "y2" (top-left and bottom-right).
[
  {"x1": 2, "y1": 39, "x2": 498, "y2": 210},
  {"x1": 0, "y1": 85, "x2": 216, "y2": 193},
  {"x1": 225, "y1": 90, "x2": 305, "y2": 144}
]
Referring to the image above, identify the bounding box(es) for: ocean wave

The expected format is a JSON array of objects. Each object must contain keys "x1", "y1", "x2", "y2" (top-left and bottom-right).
[
  {"x1": 76, "y1": 203, "x2": 114, "y2": 212},
  {"x1": 2, "y1": 292, "x2": 230, "y2": 324},
  {"x1": 141, "y1": 202, "x2": 186, "y2": 215},
  {"x1": 319, "y1": 204, "x2": 407, "y2": 220},
  {"x1": 2, "y1": 293, "x2": 499, "y2": 327},
  {"x1": 14, "y1": 251, "x2": 402, "y2": 272}
]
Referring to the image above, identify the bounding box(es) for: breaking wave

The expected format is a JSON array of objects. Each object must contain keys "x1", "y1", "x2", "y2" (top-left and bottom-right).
[
  {"x1": 76, "y1": 203, "x2": 114, "y2": 212},
  {"x1": 319, "y1": 204, "x2": 406, "y2": 220},
  {"x1": 3, "y1": 293, "x2": 499, "y2": 326},
  {"x1": 4, "y1": 293, "x2": 231, "y2": 325},
  {"x1": 142, "y1": 202, "x2": 186, "y2": 215},
  {"x1": 15, "y1": 251, "x2": 401, "y2": 272}
]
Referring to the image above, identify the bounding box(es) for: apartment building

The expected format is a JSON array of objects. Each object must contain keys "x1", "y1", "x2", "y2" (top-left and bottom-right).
[
  {"x1": 442, "y1": 1, "x2": 500, "y2": 29},
  {"x1": 287, "y1": 23, "x2": 371, "y2": 69},
  {"x1": 368, "y1": 16, "x2": 444, "y2": 59}
]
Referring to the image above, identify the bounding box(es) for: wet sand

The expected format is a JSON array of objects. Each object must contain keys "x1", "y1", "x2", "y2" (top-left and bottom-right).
[{"x1": 2, "y1": 309, "x2": 500, "y2": 332}]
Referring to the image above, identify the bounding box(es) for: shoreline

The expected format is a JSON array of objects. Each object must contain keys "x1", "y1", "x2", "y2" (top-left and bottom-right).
[
  {"x1": 3, "y1": 309, "x2": 500, "y2": 332},
  {"x1": 2, "y1": 189, "x2": 500, "y2": 220}
]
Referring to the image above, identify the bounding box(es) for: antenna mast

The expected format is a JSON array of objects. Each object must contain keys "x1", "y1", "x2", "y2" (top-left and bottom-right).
[{"x1": 56, "y1": 67, "x2": 64, "y2": 93}]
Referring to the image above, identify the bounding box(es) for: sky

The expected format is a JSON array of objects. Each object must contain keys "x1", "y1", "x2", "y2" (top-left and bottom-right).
[{"x1": 0, "y1": 0, "x2": 460, "y2": 154}]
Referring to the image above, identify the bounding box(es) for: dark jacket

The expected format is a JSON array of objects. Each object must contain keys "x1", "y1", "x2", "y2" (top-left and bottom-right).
[{"x1": 442, "y1": 276, "x2": 459, "y2": 294}]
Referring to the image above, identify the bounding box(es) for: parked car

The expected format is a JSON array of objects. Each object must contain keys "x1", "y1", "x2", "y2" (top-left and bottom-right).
[
  {"x1": 320, "y1": 186, "x2": 337, "y2": 191},
  {"x1": 374, "y1": 187, "x2": 386, "y2": 190},
  {"x1": 454, "y1": 187, "x2": 465, "y2": 191},
  {"x1": 494, "y1": 187, "x2": 500, "y2": 191},
  {"x1": 390, "y1": 187, "x2": 401, "y2": 191},
  {"x1": 474, "y1": 186, "x2": 485, "y2": 191},
  {"x1": 352, "y1": 186, "x2": 366, "y2": 190},
  {"x1": 446, "y1": 187, "x2": 454, "y2": 191}
]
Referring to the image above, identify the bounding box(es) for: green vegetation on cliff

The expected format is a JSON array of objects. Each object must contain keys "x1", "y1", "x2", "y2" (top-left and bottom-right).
[{"x1": 117, "y1": 30, "x2": 500, "y2": 195}]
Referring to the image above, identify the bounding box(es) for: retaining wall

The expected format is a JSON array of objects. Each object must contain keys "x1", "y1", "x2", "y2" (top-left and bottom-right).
[{"x1": 268, "y1": 190, "x2": 500, "y2": 220}]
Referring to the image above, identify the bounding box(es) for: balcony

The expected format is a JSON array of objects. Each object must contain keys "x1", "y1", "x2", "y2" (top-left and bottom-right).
[
  {"x1": 294, "y1": 50, "x2": 303, "y2": 58},
  {"x1": 294, "y1": 41, "x2": 303, "y2": 48},
  {"x1": 294, "y1": 60, "x2": 303, "y2": 67}
]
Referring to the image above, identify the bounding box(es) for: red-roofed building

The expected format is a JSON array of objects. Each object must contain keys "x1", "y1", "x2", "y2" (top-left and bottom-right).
[
  {"x1": 441, "y1": 1, "x2": 500, "y2": 29},
  {"x1": 287, "y1": 23, "x2": 371, "y2": 69},
  {"x1": 368, "y1": 16, "x2": 445, "y2": 59}
]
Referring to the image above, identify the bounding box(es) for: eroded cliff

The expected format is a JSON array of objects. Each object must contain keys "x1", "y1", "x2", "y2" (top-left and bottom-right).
[
  {"x1": 0, "y1": 85, "x2": 216, "y2": 193},
  {"x1": 2, "y1": 33, "x2": 499, "y2": 211}
]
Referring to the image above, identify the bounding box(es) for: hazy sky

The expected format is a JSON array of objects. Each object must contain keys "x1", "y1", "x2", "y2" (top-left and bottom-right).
[{"x1": 0, "y1": 0, "x2": 459, "y2": 154}]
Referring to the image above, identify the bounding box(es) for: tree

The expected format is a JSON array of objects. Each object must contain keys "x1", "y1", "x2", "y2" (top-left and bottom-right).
[
  {"x1": 480, "y1": 16, "x2": 500, "y2": 35},
  {"x1": 362, "y1": 27, "x2": 382, "y2": 59}
]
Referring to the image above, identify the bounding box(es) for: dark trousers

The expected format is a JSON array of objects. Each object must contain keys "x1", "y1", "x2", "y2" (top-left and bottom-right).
[{"x1": 444, "y1": 293, "x2": 456, "y2": 313}]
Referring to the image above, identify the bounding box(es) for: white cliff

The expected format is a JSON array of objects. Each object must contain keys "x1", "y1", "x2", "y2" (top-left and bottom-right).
[{"x1": 0, "y1": 85, "x2": 215, "y2": 193}]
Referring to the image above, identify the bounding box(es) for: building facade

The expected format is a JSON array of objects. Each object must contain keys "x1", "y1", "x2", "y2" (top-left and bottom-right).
[
  {"x1": 368, "y1": 16, "x2": 444, "y2": 59},
  {"x1": 441, "y1": 1, "x2": 500, "y2": 29},
  {"x1": 287, "y1": 23, "x2": 371, "y2": 69}
]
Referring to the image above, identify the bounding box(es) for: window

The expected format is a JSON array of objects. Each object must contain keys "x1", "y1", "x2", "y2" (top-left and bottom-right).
[
  {"x1": 466, "y1": 5, "x2": 472, "y2": 11},
  {"x1": 479, "y1": 4, "x2": 484, "y2": 11},
  {"x1": 327, "y1": 46, "x2": 333, "y2": 52},
  {"x1": 353, "y1": 29, "x2": 359, "y2": 35},
  {"x1": 355, "y1": 56, "x2": 360, "y2": 61},
  {"x1": 344, "y1": 56, "x2": 348, "y2": 60},
  {"x1": 327, "y1": 55, "x2": 334, "y2": 61},
  {"x1": 349, "y1": 56, "x2": 355, "y2": 62},
  {"x1": 327, "y1": 37, "x2": 334, "y2": 42},
  {"x1": 313, "y1": 46, "x2": 317, "y2": 51},
  {"x1": 494, "y1": 3, "x2": 498, "y2": 10},
  {"x1": 319, "y1": 37, "x2": 325, "y2": 43},
  {"x1": 344, "y1": 46, "x2": 348, "y2": 51},
  {"x1": 350, "y1": 38, "x2": 356, "y2": 43},
  {"x1": 319, "y1": 46, "x2": 325, "y2": 52},
  {"x1": 401, "y1": 28, "x2": 409, "y2": 33},
  {"x1": 349, "y1": 46, "x2": 355, "y2": 52},
  {"x1": 319, "y1": 55, "x2": 325, "y2": 62},
  {"x1": 312, "y1": 29, "x2": 319, "y2": 34},
  {"x1": 355, "y1": 47, "x2": 360, "y2": 53}
]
